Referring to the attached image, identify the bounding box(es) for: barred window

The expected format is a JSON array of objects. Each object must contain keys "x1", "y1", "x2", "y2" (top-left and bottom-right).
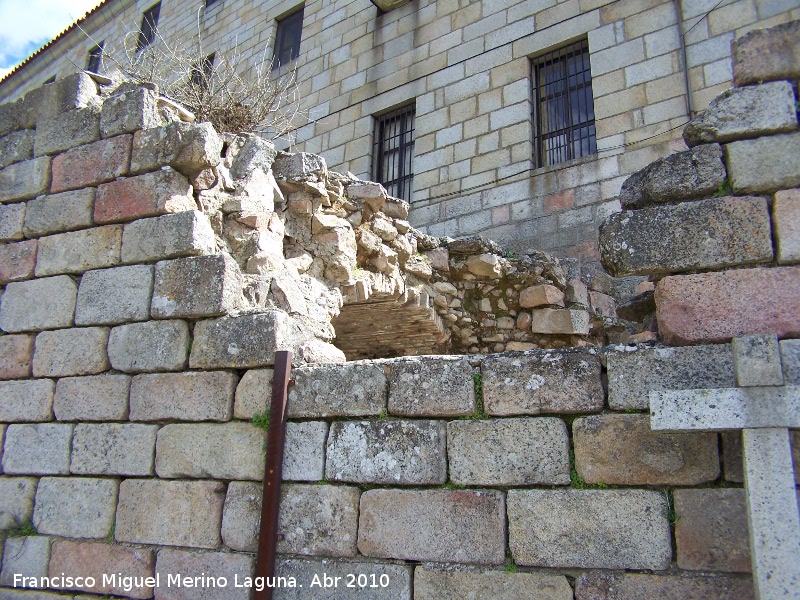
[
  {"x1": 190, "y1": 53, "x2": 216, "y2": 92},
  {"x1": 532, "y1": 39, "x2": 596, "y2": 168},
  {"x1": 373, "y1": 104, "x2": 415, "y2": 203},
  {"x1": 87, "y1": 42, "x2": 104, "y2": 74},
  {"x1": 137, "y1": 2, "x2": 161, "y2": 52},
  {"x1": 273, "y1": 6, "x2": 304, "y2": 70}
]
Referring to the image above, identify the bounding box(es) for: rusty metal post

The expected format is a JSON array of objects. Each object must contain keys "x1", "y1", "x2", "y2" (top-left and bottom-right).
[{"x1": 253, "y1": 350, "x2": 293, "y2": 600}]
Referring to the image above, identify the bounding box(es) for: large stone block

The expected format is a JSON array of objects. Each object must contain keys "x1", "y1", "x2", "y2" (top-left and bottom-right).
[
  {"x1": 115, "y1": 479, "x2": 225, "y2": 549},
  {"x1": 733, "y1": 20, "x2": 800, "y2": 86},
  {"x1": 447, "y1": 417, "x2": 570, "y2": 485},
  {"x1": 220, "y1": 481, "x2": 262, "y2": 552},
  {"x1": 0, "y1": 239, "x2": 37, "y2": 284},
  {"x1": 35, "y1": 224, "x2": 122, "y2": 276},
  {"x1": 655, "y1": 267, "x2": 800, "y2": 345},
  {"x1": 0, "y1": 477, "x2": 37, "y2": 529},
  {"x1": 774, "y1": 188, "x2": 800, "y2": 264},
  {"x1": 414, "y1": 567, "x2": 573, "y2": 600},
  {"x1": 275, "y1": 558, "x2": 412, "y2": 600},
  {"x1": 53, "y1": 373, "x2": 130, "y2": 421},
  {"x1": 25, "y1": 72, "x2": 98, "y2": 122},
  {"x1": 151, "y1": 254, "x2": 243, "y2": 318},
  {"x1": 387, "y1": 356, "x2": 474, "y2": 416},
  {"x1": 154, "y1": 549, "x2": 253, "y2": 600},
  {"x1": 129, "y1": 371, "x2": 236, "y2": 421},
  {"x1": 121, "y1": 210, "x2": 216, "y2": 264},
  {"x1": 0, "y1": 379, "x2": 53, "y2": 422},
  {"x1": 33, "y1": 107, "x2": 100, "y2": 156},
  {"x1": 781, "y1": 338, "x2": 800, "y2": 384},
  {"x1": 272, "y1": 152, "x2": 327, "y2": 180},
  {"x1": 75, "y1": 264, "x2": 154, "y2": 325},
  {"x1": 0, "y1": 334, "x2": 34, "y2": 379},
  {"x1": 130, "y1": 122, "x2": 222, "y2": 177},
  {"x1": 325, "y1": 420, "x2": 446, "y2": 484},
  {"x1": 234, "y1": 368, "x2": 274, "y2": 418},
  {"x1": 530, "y1": 308, "x2": 590, "y2": 334},
  {"x1": 32, "y1": 327, "x2": 110, "y2": 377},
  {"x1": 23, "y1": 188, "x2": 94, "y2": 237},
  {"x1": 155, "y1": 422, "x2": 266, "y2": 480},
  {"x1": 100, "y1": 84, "x2": 160, "y2": 138},
  {"x1": 288, "y1": 362, "x2": 387, "y2": 418},
  {"x1": 0, "y1": 276, "x2": 77, "y2": 332},
  {"x1": 95, "y1": 168, "x2": 196, "y2": 224},
  {"x1": 606, "y1": 344, "x2": 736, "y2": 410},
  {"x1": 573, "y1": 414, "x2": 719, "y2": 485},
  {"x1": 0, "y1": 129, "x2": 35, "y2": 170},
  {"x1": 0, "y1": 587, "x2": 70, "y2": 599},
  {"x1": 284, "y1": 421, "x2": 327, "y2": 481},
  {"x1": 0, "y1": 156, "x2": 50, "y2": 203},
  {"x1": 575, "y1": 572, "x2": 754, "y2": 600},
  {"x1": 108, "y1": 319, "x2": 190, "y2": 373},
  {"x1": 482, "y1": 349, "x2": 603, "y2": 415},
  {"x1": 358, "y1": 489, "x2": 506, "y2": 565},
  {"x1": 726, "y1": 132, "x2": 800, "y2": 194},
  {"x1": 1, "y1": 423, "x2": 72, "y2": 475},
  {"x1": 33, "y1": 476, "x2": 117, "y2": 538},
  {"x1": 71, "y1": 423, "x2": 158, "y2": 476},
  {"x1": 0, "y1": 202, "x2": 25, "y2": 241},
  {"x1": 50, "y1": 134, "x2": 131, "y2": 192},
  {"x1": 0, "y1": 536, "x2": 51, "y2": 586},
  {"x1": 0, "y1": 96, "x2": 26, "y2": 137}
]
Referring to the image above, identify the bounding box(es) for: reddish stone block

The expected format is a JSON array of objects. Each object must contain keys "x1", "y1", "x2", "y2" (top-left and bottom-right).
[
  {"x1": 545, "y1": 189, "x2": 575, "y2": 213},
  {"x1": 0, "y1": 334, "x2": 34, "y2": 379},
  {"x1": 95, "y1": 168, "x2": 196, "y2": 224},
  {"x1": 0, "y1": 239, "x2": 37, "y2": 284},
  {"x1": 51, "y1": 134, "x2": 132, "y2": 193},
  {"x1": 576, "y1": 572, "x2": 754, "y2": 600},
  {"x1": 565, "y1": 240, "x2": 600, "y2": 261},
  {"x1": 655, "y1": 267, "x2": 800, "y2": 345}
]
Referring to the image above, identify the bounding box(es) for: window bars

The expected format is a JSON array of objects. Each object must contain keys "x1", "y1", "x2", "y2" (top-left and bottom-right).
[
  {"x1": 373, "y1": 104, "x2": 415, "y2": 203},
  {"x1": 532, "y1": 39, "x2": 596, "y2": 168},
  {"x1": 137, "y1": 2, "x2": 161, "y2": 52},
  {"x1": 273, "y1": 6, "x2": 304, "y2": 70}
]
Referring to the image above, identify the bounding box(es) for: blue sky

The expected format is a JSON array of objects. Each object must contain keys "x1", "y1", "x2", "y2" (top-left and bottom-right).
[{"x1": 0, "y1": 0, "x2": 104, "y2": 78}]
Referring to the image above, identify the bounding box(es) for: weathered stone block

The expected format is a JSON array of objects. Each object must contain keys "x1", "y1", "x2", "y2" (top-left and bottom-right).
[
  {"x1": 25, "y1": 72, "x2": 98, "y2": 121},
  {"x1": 358, "y1": 489, "x2": 505, "y2": 564},
  {"x1": 272, "y1": 152, "x2": 327, "y2": 180},
  {"x1": 229, "y1": 133, "x2": 277, "y2": 180},
  {"x1": 33, "y1": 107, "x2": 100, "y2": 156},
  {"x1": 156, "y1": 422, "x2": 266, "y2": 480},
  {"x1": 732, "y1": 333, "x2": 784, "y2": 387},
  {"x1": 507, "y1": 489, "x2": 671, "y2": 569},
  {"x1": 655, "y1": 267, "x2": 800, "y2": 345},
  {"x1": 71, "y1": 423, "x2": 158, "y2": 476},
  {"x1": 575, "y1": 572, "x2": 754, "y2": 600},
  {"x1": 1, "y1": 424, "x2": 72, "y2": 474},
  {"x1": 600, "y1": 197, "x2": 773, "y2": 277},
  {"x1": 447, "y1": 417, "x2": 570, "y2": 486},
  {"x1": 530, "y1": 308, "x2": 590, "y2": 334},
  {"x1": 154, "y1": 549, "x2": 253, "y2": 600},
  {"x1": 721, "y1": 429, "x2": 800, "y2": 483},
  {"x1": 23, "y1": 188, "x2": 94, "y2": 237},
  {"x1": 0, "y1": 275, "x2": 77, "y2": 332},
  {"x1": 121, "y1": 210, "x2": 216, "y2": 264},
  {"x1": 0, "y1": 96, "x2": 26, "y2": 137},
  {"x1": 573, "y1": 414, "x2": 719, "y2": 485},
  {"x1": 0, "y1": 202, "x2": 25, "y2": 241},
  {"x1": 0, "y1": 536, "x2": 51, "y2": 586},
  {"x1": 284, "y1": 421, "x2": 327, "y2": 481},
  {"x1": 129, "y1": 371, "x2": 236, "y2": 421},
  {"x1": 0, "y1": 239, "x2": 37, "y2": 284},
  {"x1": 0, "y1": 477, "x2": 37, "y2": 529},
  {"x1": 75, "y1": 264, "x2": 154, "y2": 325},
  {"x1": 130, "y1": 121, "x2": 222, "y2": 177},
  {"x1": 33, "y1": 476, "x2": 117, "y2": 538},
  {"x1": 726, "y1": 132, "x2": 800, "y2": 194},
  {"x1": 0, "y1": 129, "x2": 35, "y2": 169},
  {"x1": 100, "y1": 84, "x2": 160, "y2": 138},
  {"x1": 108, "y1": 319, "x2": 190, "y2": 373},
  {"x1": 0, "y1": 379, "x2": 53, "y2": 422},
  {"x1": 774, "y1": 188, "x2": 800, "y2": 264},
  {"x1": 275, "y1": 558, "x2": 412, "y2": 600},
  {"x1": 387, "y1": 356, "x2": 474, "y2": 416},
  {"x1": 234, "y1": 368, "x2": 273, "y2": 418},
  {"x1": 606, "y1": 344, "x2": 736, "y2": 410},
  {"x1": 95, "y1": 168, "x2": 196, "y2": 224},
  {"x1": 0, "y1": 588, "x2": 72, "y2": 599},
  {"x1": 482, "y1": 349, "x2": 603, "y2": 415},
  {"x1": 220, "y1": 480, "x2": 262, "y2": 552},
  {"x1": 733, "y1": 20, "x2": 800, "y2": 86},
  {"x1": 781, "y1": 338, "x2": 800, "y2": 384},
  {"x1": 32, "y1": 327, "x2": 109, "y2": 377},
  {"x1": 0, "y1": 334, "x2": 33, "y2": 379},
  {"x1": 115, "y1": 479, "x2": 225, "y2": 549},
  {"x1": 35, "y1": 224, "x2": 122, "y2": 276},
  {"x1": 151, "y1": 254, "x2": 242, "y2": 318},
  {"x1": 519, "y1": 284, "x2": 565, "y2": 308},
  {"x1": 415, "y1": 567, "x2": 573, "y2": 600},
  {"x1": 50, "y1": 134, "x2": 131, "y2": 192},
  {"x1": 49, "y1": 540, "x2": 155, "y2": 599},
  {"x1": 326, "y1": 420, "x2": 446, "y2": 484},
  {"x1": 0, "y1": 156, "x2": 50, "y2": 203},
  {"x1": 53, "y1": 373, "x2": 130, "y2": 421},
  {"x1": 288, "y1": 362, "x2": 386, "y2": 418}
]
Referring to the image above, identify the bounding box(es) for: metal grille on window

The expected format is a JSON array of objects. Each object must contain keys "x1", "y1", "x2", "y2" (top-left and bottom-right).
[
  {"x1": 373, "y1": 104, "x2": 415, "y2": 203},
  {"x1": 532, "y1": 39, "x2": 596, "y2": 168},
  {"x1": 87, "y1": 42, "x2": 104, "y2": 74},
  {"x1": 137, "y1": 2, "x2": 161, "y2": 52},
  {"x1": 273, "y1": 6, "x2": 304, "y2": 70}
]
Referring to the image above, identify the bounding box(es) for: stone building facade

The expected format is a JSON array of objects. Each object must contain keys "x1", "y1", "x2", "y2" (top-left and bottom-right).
[{"x1": 0, "y1": 0, "x2": 798, "y2": 261}]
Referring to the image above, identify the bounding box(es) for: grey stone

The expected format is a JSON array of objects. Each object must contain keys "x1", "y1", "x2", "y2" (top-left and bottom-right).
[
  {"x1": 70, "y1": 423, "x2": 158, "y2": 476},
  {"x1": 0, "y1": 129, "x2": 34, "y2": 169},
  {"x1": 25, "y1": 72, "x2": 98, "y2": 122},
  {"x1": 0, "y1": 477, "x2": 37, "y2": 529},
  {"x1": 1, "y1": 424, "x2": 72, "y2": 475},
  {"x1": 325, "y1": 420, "x2": 447, "y2": 484},
  {"x1": 684, "y1": 81, "x2": 798, "y2": 147},
  {"x1": 121, "y1": 210, "x2": 216, "y2": 264},
  {"x1": 447, "y1": 417, "x2": 570, "y2": 486},
  {"x1": 108, "y1": 319, "x2": 190, "y2": 373},
  {"x1": 0, "y1": 379, "x2": 54, "y2": 422},
  {"x1": 234, "y1": 368, "x2": 273, "y2": 418},
  {"x1": 507, "y1": 489, "x2": 672, "y2": 569},
  {"x1": 284, "y1": 421, "x2": 327, "y2": 481},
  {"x1": 358, "y1": 489, "x2": 506, "y2": 564},
  {"x1": 575, "y1": 572, "x2": 755, "y2": 600},
  {"x1": 606, "y1": 344, "x2": 736, "y2": 410},
  {"x1": 100, "y1": 85, "x2": 160, "y2": 138},
  {"x1": 0, "y1": 97, "x2": 27, "y2": 136},
  {"x1": 35, "y1": 225, "x2": 122, "y2": 276},
  {"x1": 0, "y1": 590, "x2": 70, "y2": 599},
  {"x1": 22, "y1": 188, "x2": 94, "y2": 237},
  {"x1": 723, "y1": 430, "x2": 800, "y2": 483},
  {"x1": 732, "y1": 333, "x2": 784, "y2": 387},
  {"x1": 53, "y1": 374, "x2": 131, "y2": 421},
  {"x1": 130, "y1": 121, "x2": 222, "y2": 177},
  {"x1": 275, "y1": 558, "x2": 412, "y2": 600},
  {"x1": 733, "y1": 20, "x2": 800, "y2": 86},
  {"x1": 229, "y1": 133, "x2": 277, "y2": 179},
  {"x1": 272, "y1": 152, "x2": 327, "y2": 180},
  {"x1": 129, "y1": 370, "x2": 237, "y2": 421},
  {"x1": 726, "y1": 132, "x2": 800, "y2": 194},
  {"x1": 154, "y1": 549, "x2": 254, "y2": 600},
  {"x1": 530, "y1": 308, "x2": 590, "y2": 334},
  {"x1": 414, "y1": 567, "x2": 573, "y2": 600},
  {"x1": 388, "y1": 356, "x2": 474, "y2": 416},
  {"x1": 32, "y1": 477, "x2": 117, "y2": 538},
  {"x1": 781, "y1": 339, "x2": 800, "y2": 384},
  {"x1": 0, "y1": 156, "x2": 50, "y2": 203},
  {"x1": 288, "y1": 362, "x2": 387, "y2": 418},
  {"x1": 32, "y1": 327, "x2": 110, "y2": 377},
  {"x1": 33, "y1": 106, "x2": 100, "y2": 156},
  {"x1": 600, "y1": 197, "x2": 773, "y2": 277},
  {"x1": 151, "y1": 254, "x2": 242, "y2": 318},
  {"x1": 482, "y1": 349, "x2": 603, "y2": 415},
  {"x1": 115, "y1": 479, "x2": 225, "y2": 549},
  {"x1": 155, "y1": 422, "x2": 266, "y2": 480},
  {"x1": 75, "y1": 265, "x2": 154, "y2": 325},
  {"x1": 0, "y1": 202, "x2": 25, "y2": 241},
  {"x1": 0, "y1": 537, "x2": 51, "y2": 586},
  {"x1": 220, "y1": 481, "x2": 262, "y2": 552}
]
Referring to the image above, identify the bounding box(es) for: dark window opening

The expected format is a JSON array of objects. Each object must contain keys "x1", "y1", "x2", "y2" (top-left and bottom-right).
[
  {"x1": 532, "y1": 39, "x2": 596, "y2": 168},
  {"x1": 87, "y1": 42, "x2": 104, "y2": 74},
  {"x1": 273, "y1": 6, "x2": 304, "y2": 70},
  {"x1": 373, "y1": 103, "x2": 415, "y2": 203},
  {"x1": 206, "y1": 0, "x2": 220, "y2": 7},
  {"x1": 190, "y1": 52, "x2": 216, "y2": 92},
  {"x1": 43, "y1": 76, "x2": 56, "y2": 85},
  {"x1": 137, "y1": 2, "x2": 161, "y2": 52}
]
